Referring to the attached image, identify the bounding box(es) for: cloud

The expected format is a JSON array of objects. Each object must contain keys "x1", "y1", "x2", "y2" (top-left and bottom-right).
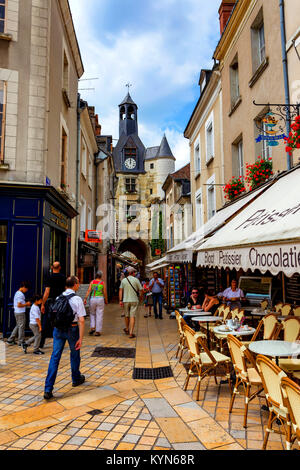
[{"x1": 69, "y1": 0, "x2": 220, "y2": 169}]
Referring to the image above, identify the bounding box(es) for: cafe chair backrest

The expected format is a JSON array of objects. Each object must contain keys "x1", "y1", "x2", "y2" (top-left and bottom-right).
[
  {"x1": 256, "y1": 355, "x2": 287, "y2": 412},
  {"x1": 260, "y1": 300, "x2": 268, "y2": 310},
  {"x1": 227, "y1": 334, "x2": 257, "y2": 380},
  {"x1": 175, "y1": 310, "x2": 183, "y2": 334},
  {"x1": 223, "y1": 306, "x2": 231, "y2": 321},
  {"x1": 281, "y1": 377, "x2": 300, "y2": 445},
  {"x1": 250, "y1": 314, "x2": 279, "y2": 343},
  {"x1": 183, "y1": 324, "x2": 216, "y2": 365},
  {"x1": 275, "y1": 302, "x2": 284, "y2": 313},
  {"x1": 293, "y1": 306, "x2": 300, "y2": 317},
  {"x1": 215, "y1": 303, "x2": 225, "y2": 317},
  {"x1": 231, "y1": 307, "x2": 240, "y2": 319},
  {"x1": 281, "y1": 304, "x2": 293, "y2": 317},
  {"x1": 280, "y1": 317, "x2": 300, "y2": 342}
]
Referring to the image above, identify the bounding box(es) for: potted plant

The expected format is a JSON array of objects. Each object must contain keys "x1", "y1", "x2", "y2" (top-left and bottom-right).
[
  {"x1": 223, "y1": 177, "x2": 246, "y2": 201},
  {"x1": 284, "y1": 115, "x2": 300, "y2": 155},
  {"x1": 245, "y1": 156, "x2": 273, "y2": 190}
]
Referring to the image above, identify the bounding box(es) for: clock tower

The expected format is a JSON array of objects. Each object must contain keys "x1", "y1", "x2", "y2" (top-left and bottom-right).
[{"x1": 113, "y1": 92, "x2": 146, "y2": 174}]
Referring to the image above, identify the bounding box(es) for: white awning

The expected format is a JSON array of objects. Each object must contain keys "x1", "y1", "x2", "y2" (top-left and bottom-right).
[
  {"x1": 146, "y1": 256, "x2": 167, "y2": 269},
  {"x1": 197, "y1": 167, "x2": 300, "y2": 277},
  {"x1": 166, "y1": 183, "x2": 270, "y2": 263},
  {"x1": 149, "y1": 262, "x2": 169, "y2": 271}
]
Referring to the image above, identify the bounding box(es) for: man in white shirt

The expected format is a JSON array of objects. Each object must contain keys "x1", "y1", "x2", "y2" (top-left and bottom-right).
[
  {"x1": 7, "y1": 281, "x2": 31, "y2": 346},
  {"x1": 223, "y1": 279, "x2": 245, "y2": 309},
  {"x1": 44, "y1": 276, "x2": 86, "y2": 400}
]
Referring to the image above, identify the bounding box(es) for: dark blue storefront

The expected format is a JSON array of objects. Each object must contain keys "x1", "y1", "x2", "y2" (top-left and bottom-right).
[{"x1": 0, "y1": 184, "x2": 77, "y2": 337}]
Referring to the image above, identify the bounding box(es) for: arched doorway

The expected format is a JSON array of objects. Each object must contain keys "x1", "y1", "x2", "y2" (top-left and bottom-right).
[{"x1": 118, "y1": 238, "x2": 149, "y2": 277}]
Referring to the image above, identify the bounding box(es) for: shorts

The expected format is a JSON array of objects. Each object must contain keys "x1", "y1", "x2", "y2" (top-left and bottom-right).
[{"x1": 123, "y1": 302, "x2": 139, "y2": 318}]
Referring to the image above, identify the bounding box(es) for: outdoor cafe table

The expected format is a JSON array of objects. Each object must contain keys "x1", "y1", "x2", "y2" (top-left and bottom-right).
[
  {"x1": 191, "y1": 316, "x2": 222, "y2": 350},
  {"x1": 213, "y1": 325, "x2": 256, "y2": 337},
  {"x1": 179, "y1": 308, "x2": 204, "y2": 316},
  {"x1": 249, "y1": 340, "x2": 300, "y2": 366}
]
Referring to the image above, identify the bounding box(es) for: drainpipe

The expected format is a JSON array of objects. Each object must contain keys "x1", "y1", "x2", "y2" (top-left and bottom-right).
[
  {"x1": 75, "y1": 93, "x2": 81, "y2": 275},
  {"x1": 279, "y1": 0, "x2": 292, "y2": 169}
]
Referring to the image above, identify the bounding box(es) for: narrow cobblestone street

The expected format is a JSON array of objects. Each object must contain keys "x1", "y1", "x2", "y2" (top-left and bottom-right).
[{"x1": 0, "y1": 304, "x2": 286, "y2": 450}]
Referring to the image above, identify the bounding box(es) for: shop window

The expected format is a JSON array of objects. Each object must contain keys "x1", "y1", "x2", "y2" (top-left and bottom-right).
[
  {"x1": 230, "y1": 55, "x2": 240, "y2": 108},
  {"x1": 0, "y1": 0, "x2": 5, "y2": 34},
  {"x1": 125, "y1": 178, "x2": 136, "y2": 193},
  {"x1": 232, "y1": 137, "x2": 244, "y2": 177},
  {"x1": 0, "y1": 80, "x2": 6, "y2": 163},
  {"x1": 50, "y1": 229, "x2": 67, "y2": 273},
  {"x1": 61, "y1": 128, "x2": 67, "y2": 188},
  {"x1": 251, "y1": 9, "x2": 266, "y2": 72}
]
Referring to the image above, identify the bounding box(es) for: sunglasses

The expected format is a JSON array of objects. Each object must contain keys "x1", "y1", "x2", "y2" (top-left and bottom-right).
[{"x1": 192, "y1": 292, "x2": 198, "y2": 294}]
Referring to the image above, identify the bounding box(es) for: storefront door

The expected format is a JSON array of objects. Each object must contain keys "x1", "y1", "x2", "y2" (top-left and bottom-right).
[
  {"x1": 50, "y1": 228, "x2": 67, "y2": 274},
  {"x1": 0, "y1": 224, "x2": 7, "y2": 330}
]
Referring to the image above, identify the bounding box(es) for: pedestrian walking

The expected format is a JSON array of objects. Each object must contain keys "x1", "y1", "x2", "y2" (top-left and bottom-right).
[
  {"x1": 40, "y1": 261, "x2": 66, "y2": 348},
  {"x1": 84, "y1": 271, "x2": 108, "y2": 336},
  {"x1": 149, "y1": 272, "x2": 165, "y2": 319},
  {"x1": 23, "y1": 294, "x2": 44, "y2": 355},
  {"x1": 7, "y1": 281, "x2": 31, "y2": 346},
  {"x1": 44, "y1": 276, "x2": 86, "y2": 400},
  {"x1": 142, "y1": 278, "x2": 153, "y2": 318},
  {"x1": 119, "y1": 267, "x2": 143, "y2": 339}
]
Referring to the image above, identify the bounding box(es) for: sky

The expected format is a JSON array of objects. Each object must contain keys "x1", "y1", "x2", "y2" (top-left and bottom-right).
[{"x1": 69, "y1": 0, "x2": 221, "y2": 169}]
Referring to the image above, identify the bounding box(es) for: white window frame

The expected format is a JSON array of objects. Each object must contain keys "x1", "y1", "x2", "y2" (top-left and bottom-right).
[
  {"x1": 80, "y1": 197, "x2": 86, "y2": 235},
  {"x1": 205, "y1": 112, "x2": 214, "y2": 163},
  {"x1": 81, "y1": 135, "x2": 87, "y2": 178},
  {"x1": 237, "y1": 139, "x2": 244, "y2": 177},
  {"x1": 258, "y1": 23, "x2": 266, "y2": 65},
  {"x1": 194, "y1": 138, "x2": 201, "y2": 176},
  {"x1": 206, "y1": 174, "x2": 216, "y2": 220},
  {"x1": 88, "y1": 155, "x2": 93, "y2": 189},
  {"x1": 195, "y1": 188, "x2": 203, "y2": 230},
  {"x1": 87, "y1": 205, "x2": 92, "y2": 230}
]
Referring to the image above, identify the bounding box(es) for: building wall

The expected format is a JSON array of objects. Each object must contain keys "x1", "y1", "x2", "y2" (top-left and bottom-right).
[
  {"x1": 187, "y1": 74, "x2": 224, "y2": 231},
  {"x1": 216, "y1": 0, "x2": 289, "y2": 184}
]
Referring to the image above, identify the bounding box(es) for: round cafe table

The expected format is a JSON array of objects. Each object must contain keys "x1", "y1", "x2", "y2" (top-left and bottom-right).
[
  {"x1": 249, "y1": 340, "x2": 300, "y2": 366},
  {"x1": 213, "y1": 325, "x2": 256, "y2": 337},
  {"x1": 192, "y1": 316, "x2": 222, "y2": 350}
]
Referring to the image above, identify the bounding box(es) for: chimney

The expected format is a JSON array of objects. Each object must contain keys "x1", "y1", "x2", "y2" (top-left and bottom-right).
[{"x1": 219, "y1": 0, "x2": 236, "y2": 35}]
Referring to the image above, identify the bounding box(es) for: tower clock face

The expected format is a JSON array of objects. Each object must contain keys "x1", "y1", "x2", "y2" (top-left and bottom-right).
[{"x1": 124, "y1": 158, "x2": 136, "y2": 170}]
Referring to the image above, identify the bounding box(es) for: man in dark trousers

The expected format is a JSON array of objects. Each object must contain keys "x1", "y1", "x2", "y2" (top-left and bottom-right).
[{"x1": 40, "y1": 262, "x2": 66, "y2": 348}]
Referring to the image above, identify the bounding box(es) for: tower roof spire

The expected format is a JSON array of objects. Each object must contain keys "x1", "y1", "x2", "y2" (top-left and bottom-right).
[{"x1": 157, "y1": 134, "x2": 174, "y2": 159}]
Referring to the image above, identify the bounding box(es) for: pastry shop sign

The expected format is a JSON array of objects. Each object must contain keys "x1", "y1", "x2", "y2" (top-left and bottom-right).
[{"x1": 197, "y1": 243, "x2": 300, "y2": 277}]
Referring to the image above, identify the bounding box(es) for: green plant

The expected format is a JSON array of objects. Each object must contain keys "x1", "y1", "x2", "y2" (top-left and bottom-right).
[
  {"x1": 284, "y1": 115, "x2": 300, "y2": 154},
  {"x1": 223, "y1": 177, "x2": 246, "y2": 201},
  {"x1": 245, "y1": 156, "x2": 273, "y2": 189}
]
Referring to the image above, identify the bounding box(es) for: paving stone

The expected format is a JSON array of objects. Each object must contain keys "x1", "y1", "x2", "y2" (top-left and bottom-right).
[
  {"x1": 142, "y1": 398, "x2": 178, "y2": 418},
  {"x1": 172, "y1": 442, "x2": 206, "y2": 450},
  {"x1": 138, "y1": 413, "x2": 152, "y2": 421},
  {"x1": 97, "y1": 422, "x2": 115, "y2": 431},
  {"x1": 122, "y1": 434, "x2": 140, "y2": 444},
  {"x1": 155, "y1": 437, "x2": 171, "y2": 448},
  {"x1": 67, "y1": 436, "x2": 87, "y2": 446}
]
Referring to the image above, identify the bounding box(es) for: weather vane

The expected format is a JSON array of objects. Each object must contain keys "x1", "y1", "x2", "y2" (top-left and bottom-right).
[{"x1": 126, "y1": 82, "x2": 132, "y2": 92}]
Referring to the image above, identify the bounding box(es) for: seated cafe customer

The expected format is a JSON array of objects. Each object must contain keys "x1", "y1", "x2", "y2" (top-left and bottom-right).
[
  {"x1": 223, "y1": 279, "x2": 245, "y2": 309},
  {"x1": 202, "y1": 290, "x2": 220, "y2": 315},
  {"x1": 186, "y1": 288, "x2": 203, "y2": 310}
]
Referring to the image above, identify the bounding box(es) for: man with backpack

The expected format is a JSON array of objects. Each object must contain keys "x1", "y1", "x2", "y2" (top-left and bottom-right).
[
  {"x1": 44, "y1": 276, "x2": 86, "y2": 400},
  {"x1": 119, "y1": 267, "x2": 143, "y2": 339}
]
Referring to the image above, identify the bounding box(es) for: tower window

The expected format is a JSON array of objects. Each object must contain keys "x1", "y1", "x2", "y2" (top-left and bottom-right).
[
  {"x1": 127, "y1": 105, "x2": 135, "y2": 120},
  {"x1": 125, "y1": 178, "x2": 136, "y2": 193},
  {"x1": 150, "y1": 163, "x2": 154, "y2": 169},
  {"x1": 124, "y1": 148, "x2": 137, "y2": 159},
  {"x1": 120, "y1": 106, "x2": 126, "y2": 120}
]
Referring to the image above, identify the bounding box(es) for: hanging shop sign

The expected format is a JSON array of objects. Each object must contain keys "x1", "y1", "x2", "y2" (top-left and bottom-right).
[{"x1": 255, "y1": 112, "x2": 286, "y2": 147}]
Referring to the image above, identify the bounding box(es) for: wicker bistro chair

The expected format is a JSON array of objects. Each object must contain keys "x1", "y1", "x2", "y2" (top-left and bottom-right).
[
  {"x1": 275, "y1": 302, "x2": 284, "y2": 313},
  {"x1": 244, "y1": 313, "x2": 280, "y2": 346},
  {"x1": 183, "y1": 325, "x2": 232, "y2": 401},
  {"x1": 281, "y1": 376, "x2": 300, "y2": 449},
  {"x1": 175, "y1": 311, "x2": 188, "y2": 363},
  {"x1": 280, "y1": 304, "x2": 293, "y2": 317},
  {"x1": 231, "y1": 308, "x2": 245, "y2": 322},
  {"x1": 227, "y1": 335, "x2": 264, "y2": 428},
  {"x1": 275, "y1": 317, "x2": 300, "y2": 375},
  {"x1": 292, "y1": 306, "x2": 300, "y2": 317},
  {"x1": 260, "y1": 300, "x2": 269, "y2": 310},
  {"x1": 256, "y1": 355, "x2": 293, "y2": 450}
]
